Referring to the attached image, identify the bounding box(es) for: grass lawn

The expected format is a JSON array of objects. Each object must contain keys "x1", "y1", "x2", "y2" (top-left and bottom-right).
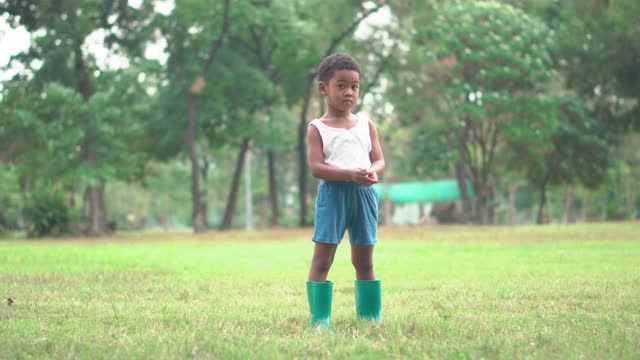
[{"x1": 1, "y1": 223, "x2": 639, "y2": 359}]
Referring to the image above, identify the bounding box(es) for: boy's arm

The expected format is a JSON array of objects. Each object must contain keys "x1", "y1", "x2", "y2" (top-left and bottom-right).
[
  {"x1": 307, "y1": 124, "x2": 372, "y2": 184},
  {"x1": 368, "y1": 120, "x2": 385, "y2": 177}
]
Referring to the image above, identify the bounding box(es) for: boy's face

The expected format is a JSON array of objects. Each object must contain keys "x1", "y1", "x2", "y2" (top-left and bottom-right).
[{"x1": 319, "y1": 69, "x2": 360, "y2": 112}]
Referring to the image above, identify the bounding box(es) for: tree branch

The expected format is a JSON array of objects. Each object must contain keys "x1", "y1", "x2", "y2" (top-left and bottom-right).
[
  {"x1": 461, "y1": 122, "x2": 479, "y2": 183},
  {"x1": 201, "y1": 0, "x2": 231, "y2": 78},
  {"x1": 355, "y1": 42, "x2": 397, "y2": 112},
  {"x1": 170, "y1": 56, "x2": 189, "y2": 99},
  {"x1": 324, "y1": 2, "x2": 385, "y2": 59},
  {"x1": 1, "y1": 140, "x2": 20, "y2": 161},
  {"x1": 484, "y1": 120, "x2": 500, "y2": 185},
  {"x1": 249, "y1": 25, "x2": 264, "y2": 63},
  {"x1": 230, "y1": 34, "x2": 257, "y2": 55}
]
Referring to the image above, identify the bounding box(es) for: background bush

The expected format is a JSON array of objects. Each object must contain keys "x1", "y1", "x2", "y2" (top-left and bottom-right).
[{"x1": 23, "y1": 192, "x2": 71, "y2": 237}]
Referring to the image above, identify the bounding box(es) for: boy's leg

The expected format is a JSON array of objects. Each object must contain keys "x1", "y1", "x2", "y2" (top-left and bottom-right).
[
  {"x1": 308, "y1": 242, "x2": 338, "y2": 282},
  {"x1": 350, "y1": 244, "x2": 375, "y2": 280},
  {"x1": 351, "y1": 244, "x2": 382, "y2": 321},
  {"x1": 307, "y1": 242, "x2": 338, "y2": 329}
]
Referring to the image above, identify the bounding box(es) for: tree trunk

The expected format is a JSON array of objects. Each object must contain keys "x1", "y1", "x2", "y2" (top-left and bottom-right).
[
  {"x1": 488, "y1": 184, "x2": 497, "y2": 225},
  {"x1": 547, "y1": 188, "x2": 554, "y2": 223},
  {"x1": 67, "y1": 185, "x2": 76, "y2": 208},
  {"x1": 537, "y1": 183, "x2": 548, "y2": 225},
  {"x1": 200, "y1": 158, "x2": 211, "y2": 228},
  {"x1": 177, "y1": 0, "x2": 230, "y2": 233},
  {"x1": 580, "y1": 191, "x2": 591, "y2": 222},
  {"x1": 508, "y1": 182, "x2": 518, "y2": 225},
  {"x1": 187, "y1": 94, "x2": 207, "y2": 233},
  {"x1": 85, "y1": 125, "x2": 108, "y2": 235},
  {"x1": 245, "y1": 141, "x2": 253, "y2": 230},
  {"x1": 297, "y1": 71, "x2": 315, "y2": 227},
  {"x1": 18, "y1": 175, "x2": 28, "y2": 229},
  {"x1": 472, "y1": 179, "x2": 491, "y2": 225},
  {"x1": 220, "y1": 138, "x2": 250, "y2": 230},
  {"x1": 477, "y1": 193, "x2": 490, "y2": 225},
  {"x1": 86, "y1": 147, "x2": 107, "y2": 235},
  {"x1": 563, "y1": 185, "x2": 575, "y2": 224},
  {"x1": 455, "y1": 161, "x2": 472, "y2": 219},
  {"x1": 75, "y1": 45, "x2": 108, "y2": 236},
  {"x1": 88, "y1": 179, "x2": 107, "y2": 235},
  {"x1": 267, "y1": 150, "x2": 280, "y2": 227}
]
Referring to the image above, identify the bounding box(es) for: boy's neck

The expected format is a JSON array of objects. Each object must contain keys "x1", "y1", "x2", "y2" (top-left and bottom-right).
[{"x1": 324, "y1": 106, "x2": 353, "y2": 121}]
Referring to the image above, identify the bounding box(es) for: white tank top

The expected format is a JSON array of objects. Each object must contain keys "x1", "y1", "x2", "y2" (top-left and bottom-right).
[{"x1": 309, "y1": 113, "x2": 372, "y2": 170}]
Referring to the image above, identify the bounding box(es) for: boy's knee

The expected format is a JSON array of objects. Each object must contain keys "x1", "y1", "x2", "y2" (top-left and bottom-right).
[
  {"x1": 312, "y1": 259, "x2": 333, "y2": 274},
  {"x1": 352, "y1": 259, "x2": 373, "y2": 273}
]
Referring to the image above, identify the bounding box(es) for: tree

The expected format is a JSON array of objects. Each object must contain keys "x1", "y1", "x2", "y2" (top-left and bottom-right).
[
  {"x1": 154, "y1": 0, "x2": 231, "y2": 232},
  {"x1": 400, "y1": 1, "x2": 555, "y2": 223},
  {"x1": 0, "y1": 62, "x2": 157, "y2": 235},
  {"x1": 553, "y1": 0, "x2": 640, "y2": 136},
  {"x1": 551, "y1": 1, "x2": 640, "y2": 218},
  {"x1": 505, "y1": 96, "x2": 609, "y2": 224},
  {"x1": 217, "y1": 0, "x2": 303, "y2": 229},
  {"x1": 1, "y1": 0, "x2": 156, "y2": 235},
  {"x1": 0, "y1": 163, "x2": 20, "y2": 234}
]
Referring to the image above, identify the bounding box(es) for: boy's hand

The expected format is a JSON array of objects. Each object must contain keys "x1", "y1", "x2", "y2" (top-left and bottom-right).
[
  {"x1": 350, "y1": 168, "x2": 377, "y2": 186},
  {"x1": 365, "y1": 169, "x2": 378, "y2": 184}
]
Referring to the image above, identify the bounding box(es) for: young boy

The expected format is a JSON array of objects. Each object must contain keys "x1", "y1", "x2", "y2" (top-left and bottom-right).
[{"x1": 306, "y1": 53, "x2": 385, "y2": 330}]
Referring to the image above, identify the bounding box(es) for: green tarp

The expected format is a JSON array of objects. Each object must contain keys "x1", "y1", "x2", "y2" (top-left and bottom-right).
[{"x1": 373, "y1": 179, "x2": 474, "y2": 203}]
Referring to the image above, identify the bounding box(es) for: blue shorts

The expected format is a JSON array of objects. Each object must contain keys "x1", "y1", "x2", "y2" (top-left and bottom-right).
[{"x1": 312, "y1": 180, "x2": 378, "y2": 245}]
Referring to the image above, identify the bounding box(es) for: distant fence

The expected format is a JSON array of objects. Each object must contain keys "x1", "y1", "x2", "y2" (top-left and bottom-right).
[{"x1": 373, "y1": 179, "x2": 474, "y2": 203}]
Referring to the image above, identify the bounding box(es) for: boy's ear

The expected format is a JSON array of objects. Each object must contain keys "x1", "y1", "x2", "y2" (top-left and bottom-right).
[{"x1": 318, "y1": 81, "x2": 328, "y2": 96}]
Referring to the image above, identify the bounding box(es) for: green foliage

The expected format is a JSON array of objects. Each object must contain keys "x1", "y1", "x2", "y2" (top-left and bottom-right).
[
  {"x1": 396, "y1": 1, "x2": 556, "y2": 222},
  {"x1": 2, "y1": 0, "x2": 155, "y2": 90},
  {"x1": 604, "y1": 201, "x2": 626, "y2": 221},
  {"x1": 107, "y1": 161, "x2": 194, "y2": 229},
  {"x1": 506, "y1": 95, "x2": 609, "y2": 190},
  {"x1": 22, "y1": 191, "x2": 71, "y2": 237},
  {"x1": 0, "y1": 211, "x2": 7, "y2": 235},
  {"x1": 514, "y1": 185, "x2": 536, "y2": 211},
  {"x1": 553, "y1": 0, "x2": 640, "y2": 135},
  {"x1": 0, "y1": 164, "x2": 21, "y2": 234},
  {"x1": 427, "y1": 2, "x2": 555, "y2": 89},
  {"x1": 150, "y1": 0, "x2": 287, "y2": 160},
  {"x1": 2, "y1": 0, "x2": 159, "y2": 234},
  {"x1": 403, "y1": 0, "x2": 556, "y2": 169},
  {"x1": 2, "y1": 66, "x2": 157, "y2": 192},
  {"x1": 2, "y1": 0, "x2": 638, "y2": 230},
  {"x1": 255, "y1": 106, "x2": 298, "y2": 152},
  {"x1": 0, "y1": 194, "x2": 19, "y2": 235},
  {"x1": 0, "y1": 208, "x2": 15, "y2": 236}
]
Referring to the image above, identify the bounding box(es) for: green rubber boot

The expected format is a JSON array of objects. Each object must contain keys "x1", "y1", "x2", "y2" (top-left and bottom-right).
[
  {"x1": 306, "y1": 280, "x2": 333, "y2": 330},
  {"x1": 355, "y1": 279, "x2": 382, "y2": 321}
]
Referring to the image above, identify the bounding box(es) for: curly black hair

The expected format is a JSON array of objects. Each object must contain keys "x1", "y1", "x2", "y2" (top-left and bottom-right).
[{"x1": 317, "y1": 53, "x2": 361, "y2": 82}]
